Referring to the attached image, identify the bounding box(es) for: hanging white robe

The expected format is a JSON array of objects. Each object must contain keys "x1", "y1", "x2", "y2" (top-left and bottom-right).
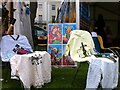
[{"x1": 14, "y1": 1, "x2": 33, "y2": 47}]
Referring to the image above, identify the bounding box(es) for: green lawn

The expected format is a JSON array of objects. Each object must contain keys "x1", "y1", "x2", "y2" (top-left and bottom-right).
[
  {"x1": 1, "y1": 62, "x2": 120, "y2": 89},
  {"x1": 1, "y1": 62, "x2": 87, "y2": 89},
  {"x1": 42, "y1": 63, "x2": 88, "y2": 89}
]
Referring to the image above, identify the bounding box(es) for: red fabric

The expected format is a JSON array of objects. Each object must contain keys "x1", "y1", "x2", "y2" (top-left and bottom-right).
[{"x1": 17, "y1": 49, "x2": 28, "y2": 54}]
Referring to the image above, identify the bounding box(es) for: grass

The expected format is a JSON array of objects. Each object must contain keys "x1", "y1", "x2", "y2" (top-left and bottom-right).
[
  {"x1": 1, "y1": 62, "x2": 120, "y2": 90},
  {"x1": 42, "y1": 63, "x2": 88, "y2": 89},
  {"x1": 1, "y1": 62, "x2": 89, "y2": 89}
]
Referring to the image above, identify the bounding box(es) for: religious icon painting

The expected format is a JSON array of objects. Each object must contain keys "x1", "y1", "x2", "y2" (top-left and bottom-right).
[
  {"x1": 48, "y1": 44, "x2": 62, "y2": 66},
  {"x1": 48, "y1": 24, "x2": 62, "y2": 44},
  {"x1": 63, "y1": 23, "x2": 76, "y2": 44},
  {"x1": 47, "y1": 23, "x2": 77, "y2": 67}
]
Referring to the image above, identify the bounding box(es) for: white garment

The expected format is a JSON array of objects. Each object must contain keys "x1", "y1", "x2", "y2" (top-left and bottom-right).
[
  {"x1": 86, "y1": 55, "x2": 119, "y2": 89},
  {"x1": 91, "y1": 32, "x2": 97, "y2": 37},
  {"x1": 0, "y1": 35, "x2": 33, "y2": 62},
  {"x1": 35, "y1": 51, "x2": 51, "y2": 83},
  {"x1": 10, "y1": 51, "x2": 51, "y2": 88},
  {"x1": 14, "y1": 1, "x2": 33, "y2": 47},
  {"x1": 65, "y1": 30, "x2": 96, "y2": 62}
]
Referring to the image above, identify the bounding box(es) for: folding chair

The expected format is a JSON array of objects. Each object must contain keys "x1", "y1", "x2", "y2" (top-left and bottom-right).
[
  {"x1": 64, "y1": 30, "x2": 96, "y2": 85},
  {"x1": 65, "y1": 30, "x2": 119, "y2": 88},
  {"x1": 92, "y1": 32, "x2": 120, "y2": 72},
  {"x1": 92, "y1": 31, "x2": 120, "y2": 55}
]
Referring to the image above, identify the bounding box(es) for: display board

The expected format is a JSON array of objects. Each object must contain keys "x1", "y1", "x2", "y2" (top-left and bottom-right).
[{"x1": 48, "y1": 23, "x2": 77, "y2": 66}]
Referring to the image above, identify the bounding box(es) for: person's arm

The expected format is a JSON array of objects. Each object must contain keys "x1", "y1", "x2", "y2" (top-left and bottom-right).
[
  {"x1": 6, "y1": 24, "x2": 13, "y2": 34},
  {"x1": 97, "y1": 35, "x2": 104, "y2": 49},
  {"x1": 6, "y1": 18, "x2": 16, "y2": 34}
]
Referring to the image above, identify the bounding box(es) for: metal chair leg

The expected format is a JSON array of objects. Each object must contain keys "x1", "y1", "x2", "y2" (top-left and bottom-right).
[{"x1": 71, "y1": 62, "x2": 81, "y2": 85}]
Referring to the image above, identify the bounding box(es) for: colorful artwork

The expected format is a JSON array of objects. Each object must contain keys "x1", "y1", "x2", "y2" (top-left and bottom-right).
[
  {"x1": 48, "y1": 44, "x2": 62, "y2": 65},
  {"x1": 63, "y1": 23, "x2": 77, "y2": 44},
  {"x1": 48, "y1": 23, "x2": 76, "y2": 66},
  {"x1": 48, "y1": 24, "x2": 62, "y2": 44},
  {"x1": 62, "y1": 45, "x2": 75, "y2": 65}
]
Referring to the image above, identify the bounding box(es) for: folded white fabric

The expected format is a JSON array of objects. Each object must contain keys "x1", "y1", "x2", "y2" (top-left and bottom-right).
[
  {"x1": 10, "y1": 51, "x2": 51, "y2": 88},
  {"x1": 86, "y1": 55, "x2": 119, "y2": 89}
]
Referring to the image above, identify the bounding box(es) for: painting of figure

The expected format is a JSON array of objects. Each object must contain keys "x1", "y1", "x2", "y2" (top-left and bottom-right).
[
  {"x1": 48, "y1": 45, "x2": 62, "y2": 65},
  {"x1": 63, "y1": 23, "x2": 76, "y2": 44},
  {"x1": 48, "y1": 24, "x2": 62, "y2": 44}
]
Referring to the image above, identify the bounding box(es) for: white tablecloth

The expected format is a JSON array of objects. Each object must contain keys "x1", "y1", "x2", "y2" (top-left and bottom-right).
[
  {"x1": 10, "y1": 51, "x2": 51, "y2": 88},
  {"x1": 86, "y1": 55, "x2": 119, "y2": 89}
]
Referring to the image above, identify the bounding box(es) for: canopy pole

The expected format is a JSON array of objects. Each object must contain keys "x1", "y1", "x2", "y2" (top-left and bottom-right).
[{"x1": 76, "y1": 0, "x2": 80, "y2": 30}]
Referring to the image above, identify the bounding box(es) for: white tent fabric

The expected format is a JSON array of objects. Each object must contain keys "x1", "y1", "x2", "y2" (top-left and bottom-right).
[
  {"x1": 14, "y1": 1, "x2": 33, "y2": 47},
  {"x1": 0, "y1": 35, "x2": 33, "y2": 62}
]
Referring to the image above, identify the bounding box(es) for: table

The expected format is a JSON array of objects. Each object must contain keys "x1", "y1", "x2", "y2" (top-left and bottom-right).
[
  {"x1": 10, "y1": 51, "x2": 51, "y2": 88},
  {"x1": 85, "y1": 55, "x2": 119, "y2": 89}
]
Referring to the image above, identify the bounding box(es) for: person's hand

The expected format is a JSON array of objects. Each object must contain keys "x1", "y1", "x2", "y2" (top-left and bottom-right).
[{"x1": 10, "y1": 18, "x2": 16, "y2": 25}]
